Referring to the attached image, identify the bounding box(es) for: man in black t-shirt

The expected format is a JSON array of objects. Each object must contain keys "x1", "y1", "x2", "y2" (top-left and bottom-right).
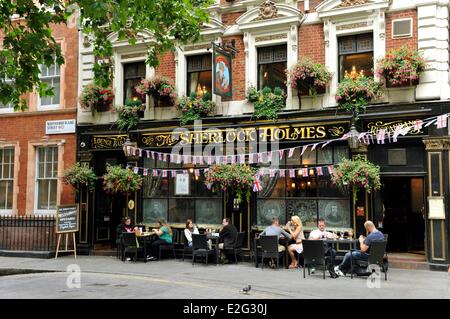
[{"x1": 219, "y1": 218, "x2": 238, "y2": 250}]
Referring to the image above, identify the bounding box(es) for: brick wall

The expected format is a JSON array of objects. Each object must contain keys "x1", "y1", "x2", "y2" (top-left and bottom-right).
[
  {"x1": 386, "y1": 10, "x2": 418, "y2": 51},
  {"x1": 298, "y1": 0, "x2": 323, "y2": 12},
  {"x1": 222, "y1": 35, "x2": 246, "y2": 101},
  {"x1": 299, "y1": 24, "x2": 325, "y2": 64},
  {"x1": 222, "y1": 12, "x2": 244, "y2": 26},
  {"x1": 155, "y1": 52, "x2": 176, "y2": 81}
]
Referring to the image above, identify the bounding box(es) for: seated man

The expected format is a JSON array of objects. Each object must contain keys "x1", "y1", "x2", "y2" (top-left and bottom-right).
[
  {"x1": 308, "y1": 218, "x2": 338, "y2": 267},
  {"x1": 260, "y1": 217, "x2": 291, "y2": 252},
  {"x1": 218, "y1": 218, "x2": 238, "y2": 262},
  {"x1": 334, "y1": 221, "x2": 384, "y2": 277}
]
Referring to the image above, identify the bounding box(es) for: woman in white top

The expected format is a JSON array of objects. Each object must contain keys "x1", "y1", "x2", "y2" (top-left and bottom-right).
[
  {"x1": 285, "y1": 215, "x2": 305, "y2": 269},
  {"x1": 184, "y1": 219, "x2": 199, "y2": 247}
]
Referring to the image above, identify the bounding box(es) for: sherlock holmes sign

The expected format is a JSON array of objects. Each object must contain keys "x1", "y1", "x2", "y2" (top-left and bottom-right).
[{"x1": 141, "y1": 123, "x2": 349, "y2": 147}]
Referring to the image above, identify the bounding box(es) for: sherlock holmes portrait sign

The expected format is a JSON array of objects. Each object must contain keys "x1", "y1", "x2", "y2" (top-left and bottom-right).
[{"x1": 213, "y1": 46, "x2": 232, "y2": 98}]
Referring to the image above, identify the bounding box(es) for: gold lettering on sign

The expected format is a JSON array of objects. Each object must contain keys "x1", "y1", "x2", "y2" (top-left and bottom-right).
[
  {"x1": 328, "y1": 126, "x2": 345, "y2": 137},
  {"x1": 92, "y1": 136, "x2": 126, "y2": 149},
  {"x1": 366, "y1": 120, "x2": 423, "y2": 135}
]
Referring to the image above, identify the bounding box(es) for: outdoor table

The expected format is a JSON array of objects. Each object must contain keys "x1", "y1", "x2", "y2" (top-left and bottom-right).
[
  {"x1": 324, "y1": 238, "x2": 359, "y2": 252},
  {"x1": 253, "y1": 236, "x2": 289, "y2": 269},
  {"x1": 206, "y1": 233, "x2": 220, "y2": 265},
  {"x1": 136, "y1": 232, "x2": 156, "y2": 262}
]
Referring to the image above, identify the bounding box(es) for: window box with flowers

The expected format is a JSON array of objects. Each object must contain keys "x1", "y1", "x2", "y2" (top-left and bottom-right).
[
  {"x1": 375, "y1": 46, "x2": 426, "y2": 103},
  {"x1": 102, "y1": 164, "x2": 143, "y2": 195},
  {"x1": 331, "y1": 155, "x2": 381, "y2": 205},
  {"x1": 176, "y1": 92, "x2": 216, "y2": 126},
  {"x1": 335, "y1": 72, "x2": 384, "y2": 119},
  {"x1": 246, "y1": 86, "x2": 285, "y2": 121},
  {"x1": 204, "y1": 164, "x2": 257, "y2": 205},
  {"x1": 79, "y1": 84, "x2": 114, "y2": 115},
  {"x1": 63, "y1": 162, "x2": 97, "y2": 192},
  {"x1": 135, "y1": 75, "x2": 176, "y2": 107},
  {"x1": 287, "y1": 57, "x2": 332, "y2": 110}
]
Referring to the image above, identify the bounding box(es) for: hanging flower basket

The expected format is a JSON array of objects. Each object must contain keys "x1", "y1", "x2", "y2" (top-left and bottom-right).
[
  {"x1": 79, "y1": 84, "x2": 114, "y2": 114},
  {"x1": 331, "y1": 156, "x2": 381, "y2": 204},
  {"x1": 115, "y1": 98, "x2": 143, "y2": 132},
  {"x1": 246, "y1": 86, "x2": 285, "y2": 121},
  {"x1": 63, "y1": 162, "x2": 97, "y2": 192},
  {"x1": 102, "y1": 164, "x2": 143, "y2": 195},
  {"x1": 375, "y1": 45, "x2": 426, "y2": 88},
  {"x1": 204, "y1": 164, "x2": 257, "y2": 204},
  {"x1": 135, "y1": 75, "x2": 176, "y2": 106},
  {"x1": 287, "y1": 57, "x2": 332, "y2": 97},
  {"x1": 176, "y1": 92, "x2": 216, "y2": 126}
]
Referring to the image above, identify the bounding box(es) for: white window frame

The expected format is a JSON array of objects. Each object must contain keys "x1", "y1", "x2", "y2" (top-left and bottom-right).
[
  {"x1": 34, "y1": 146, "x2": 58, "y2": 215},
  {"x1": 0, "y1": 148, "x2": 15, "y2": 214},
  {"x1": 38, "y1": 56, "x2": 61, "y2": 110},
  {"x1": 392, "y1": 18, "x2": 413, "y2": 39},
  {"x1": 0, "y1": 77, "x2": 14, "y2": 113}
]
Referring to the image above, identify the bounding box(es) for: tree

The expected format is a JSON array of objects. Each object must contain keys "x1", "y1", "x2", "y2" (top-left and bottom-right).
[{"x1": 0, "y1": 0, "x2": 213, "y2": 111}]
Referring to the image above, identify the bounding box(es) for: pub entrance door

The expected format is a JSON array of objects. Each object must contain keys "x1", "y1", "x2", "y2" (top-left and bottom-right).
[
  {"x1": 380, "y1": 177, "x2": 425, "y2": 253},
  {"x1": 92, "y1": 151, "x2": 127, "y2": 248},
  {"x1": 226, "y1": 196, "x2": 250, "y2": 249}
]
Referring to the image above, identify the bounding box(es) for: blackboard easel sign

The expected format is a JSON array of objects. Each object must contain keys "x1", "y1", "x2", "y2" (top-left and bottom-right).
[{"x1": 55, "y1": 204, "x2": 79, "y2": 259}]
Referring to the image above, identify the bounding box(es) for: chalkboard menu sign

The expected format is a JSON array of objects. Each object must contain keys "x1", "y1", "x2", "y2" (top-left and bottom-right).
[{"x1": 56, "y1": 205, "x2": 79, "y2": 233}]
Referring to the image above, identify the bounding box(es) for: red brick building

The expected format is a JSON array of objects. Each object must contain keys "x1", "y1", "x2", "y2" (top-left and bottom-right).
[
  {"x1": 77, "y1": 0, "x2": 450, "y2": 269},
  {"x1": 0, "y1": 19, "x2": 78, "y2": 217}
]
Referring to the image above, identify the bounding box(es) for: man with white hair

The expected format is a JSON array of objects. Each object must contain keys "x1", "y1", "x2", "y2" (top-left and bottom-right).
[{"x1": 334, "y1": 221, "x2": 384, "y2": 277}]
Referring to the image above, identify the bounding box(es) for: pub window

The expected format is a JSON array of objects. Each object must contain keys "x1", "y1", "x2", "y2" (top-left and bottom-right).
[
  {"x1": 186, "y1": 54, "x2": 212, "y2": 97},
  {"x1": 36, "y1": 146, "x2": 58, "y2": 211},
  {"x1": 123, "y1": 61, "x2": 146, "y2": 104},
  {"x1": 0, "y1": 148, "x2": 14, "y2": 210},
  {"x1": 39, "y1": 55, "x2": 61, "y2": 108},
  {"x1": 338, "y1": 33, "x2": 374, "y2": 81},
  {"x1": 258, "y1": 45, "x2": 287, "y2": 90}
]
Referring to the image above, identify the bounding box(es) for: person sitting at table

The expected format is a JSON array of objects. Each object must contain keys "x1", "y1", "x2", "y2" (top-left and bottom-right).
[
  {"x1": 285, "y1": 215, "x2": 305, "y2": 269},
  {"x1": 148, "y1": 218, "x2": 173, "y2": 261},
  {"x1": 218, "y1": 218, "x2": 238, "y2": 263},
  {"x1": 334, "y1": 220, "x2": 384, "y2": 277},
  {"x1": 116, "y1": 216, "x2": 136, "y2": 235},
  {"x1": 184, "y1": 219, "x2": 199, "y2": 248},
  {"x1": 308, "y1": 218, "x2": 338, "y2": 272},
  {"x1": 260, "y1": 217, "x2": 291, "y2": 252}
]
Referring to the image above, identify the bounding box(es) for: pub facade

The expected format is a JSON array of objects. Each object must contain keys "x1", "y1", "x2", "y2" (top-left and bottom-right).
[{"x1": 77, "y1": 0, "x2": 450, "y2": 270}]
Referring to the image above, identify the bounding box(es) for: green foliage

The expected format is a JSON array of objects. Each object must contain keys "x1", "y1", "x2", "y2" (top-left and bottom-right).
[
  {"x1": 176, "y1": 94, "x2": 216, "y2": 126},
  {"x1": 102, "y1": 164, "x2": 143, "y2": 195},
  {"x1": 63, "y1": 163, "x2": 97, "y2": 191},
  {"x1": 246, "y1": 86, "x2": 285, "y2": 121},
  {"x1": 115, "y1": 99, "x2": 142, "y2": 132},
  {"x1": 204, "y1": 164, "x2": 256, "y2": 204},
  {"x1": 331, "y1": 155, "x2": 381, "y2": 204},
  {"x1": 335, "y1": 75, "x2": 384, "y2": 119},
  {"x1": 0, "y1": 0, "x2": 213, "y2": 111}
]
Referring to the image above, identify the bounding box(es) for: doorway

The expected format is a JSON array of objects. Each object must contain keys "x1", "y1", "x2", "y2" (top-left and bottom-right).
[
  {"x1": 226, "y1": 196, "x2": 250, "y2": 249},
  {"x1": 380, "y1": 177, "x2": 425, "y2": 253}
]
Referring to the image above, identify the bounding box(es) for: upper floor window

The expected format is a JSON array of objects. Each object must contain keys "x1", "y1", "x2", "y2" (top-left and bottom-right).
[
  {"x1": 0, "y1": 76, "x2": 13, "y2": 110},
  {"x1": 258, "y1": 45, "x2": 287, "y2": 90},
  {"x1": 0, "y1": 148, "x2": 14, "y2": 210},
  {"x1": 39, "y1": 57, "x2": 61, "y2": 108},
  {"x1": 36, "y1": 146, "x2": 58, "y2": 211},
  {"x1": 124, "y1": 61, "x2": 146, "y2": 104},
  {"x1": 338, "y1": 33, "x2": 373, "y2": 81},
  {"x1": 187, "y1": 54, "x2": 212, "y2": 97}
]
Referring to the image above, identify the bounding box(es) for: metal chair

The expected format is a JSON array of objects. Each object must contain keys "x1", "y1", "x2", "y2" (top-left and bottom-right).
[
  {"x1": 121, "y1": 232, "x2": 144, "y2": 262},
  {"x1": 350, "y1": 240, "x2": 388, "y2": 280},
  {"x1": 223, "y1": 232, "x2": 245, "y2": 263},
  {"x1": 182, "y1": 231, "x2": 193, "y2": 261},
  {"x1": 259, "y1": 235, "x2": 285, "y2": 269},
  {"x1": 192, "y1": 234, "x2": 215, "y2": 265},
  {"x1": 302, "y1": 240, "x2": 330, "y2": 279}
]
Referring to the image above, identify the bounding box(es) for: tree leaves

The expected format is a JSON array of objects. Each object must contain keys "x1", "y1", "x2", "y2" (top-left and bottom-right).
[{"x1": 0, "y1": 0, "x2": 213, "y2": 111}]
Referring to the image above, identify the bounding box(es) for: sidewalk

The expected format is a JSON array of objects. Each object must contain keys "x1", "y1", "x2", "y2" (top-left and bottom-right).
[{"x1": 0, "y1": 256, "x2": 449, "y2": 299}]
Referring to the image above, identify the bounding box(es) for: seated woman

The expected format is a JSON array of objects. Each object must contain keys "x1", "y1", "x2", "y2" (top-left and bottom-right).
[
  {"x1": 285, "y1": 215, "x2": 305, "y2": 269},
  {"x1": 184, "y1": 219, "x2": 199, "y2": 248},
  {"x1": 116, "y1": 216, "x2": 136, "y2": 236},
  {"x1": 148, "y1": 218, "x2": 173, "y2": 261}
]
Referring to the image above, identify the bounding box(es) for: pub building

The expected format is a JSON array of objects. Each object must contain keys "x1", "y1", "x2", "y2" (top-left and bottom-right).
[{"x1": 77, "y1": 0, "x2": 450, "y2": 270}]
